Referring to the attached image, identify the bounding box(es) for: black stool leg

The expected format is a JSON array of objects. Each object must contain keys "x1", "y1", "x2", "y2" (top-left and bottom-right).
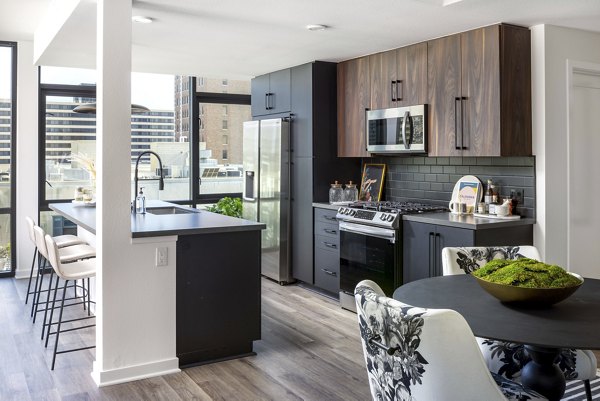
[
  {"x1": 584, "y1": 379, "x2": 592, "y2": 401},
  {"x1": 82, "y1": 279, "x2": 86, "y2": 311},
  {"x1": 41, "y1": 269, "x2": 54, "y2": 340},
  {"x1": 25, "y1": 247, "x2": 37, "y2": 304},
  {"x1": 88, "y1": 277, "x2": 91, "y2": 314},
  {"x1": 45, "y1": 275, "x2": 60, "y2": 348},
  {"x1": 30, "y1": 253, "x2": 42, "y2": 317},
  {"x1": 32, "y1": 259, "x2": 47, "y2": 324},
  {"x1": 51, "y1": 280, "x2": 69, "y2": 370}
]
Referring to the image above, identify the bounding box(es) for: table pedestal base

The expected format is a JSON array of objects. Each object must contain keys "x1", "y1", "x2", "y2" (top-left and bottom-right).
[{"x1": 521, "y1": 345, "x2": 565, "y2": 401}]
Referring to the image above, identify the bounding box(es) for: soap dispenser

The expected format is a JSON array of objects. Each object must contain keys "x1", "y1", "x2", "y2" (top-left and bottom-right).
[{"x1": 136, "y1": 187, "x2": 146, "y2": 214}]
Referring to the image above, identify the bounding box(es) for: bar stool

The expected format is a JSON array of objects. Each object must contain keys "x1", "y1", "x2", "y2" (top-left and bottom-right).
[
  {"x1": 25, "y1": 216, "x2": 86, "y2": 305},
  {"x1": 32, "y1": 225, "x2": 95, "y2": 328},
  {"x1": 44, "y1": 234, "x2": 96, "y2": 370}
]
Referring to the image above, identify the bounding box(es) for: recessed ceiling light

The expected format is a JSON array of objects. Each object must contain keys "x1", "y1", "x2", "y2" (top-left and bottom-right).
[
  {"x1": 132, "y1": 16, "x2": 153, "y2": 24},
  {"x1": 306, "y1": 24, "x2": 328, "y2": 31}
]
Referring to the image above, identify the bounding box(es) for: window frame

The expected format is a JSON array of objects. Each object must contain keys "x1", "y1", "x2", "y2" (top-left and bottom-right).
[
  {"x1": 0, "y1": 41, "x2": 17, "y2": 278},
  {"x1": 192, "y1": 78, "x2": 250, "y2": 205}
]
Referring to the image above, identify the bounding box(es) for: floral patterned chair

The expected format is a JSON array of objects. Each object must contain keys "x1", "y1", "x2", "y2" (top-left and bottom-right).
[
  {"x1": 355, "y1": 279, "x2": 547, "y2": 401},
  {"x1": 441, "y1": 246, "x2": 597, "y2": 401}
]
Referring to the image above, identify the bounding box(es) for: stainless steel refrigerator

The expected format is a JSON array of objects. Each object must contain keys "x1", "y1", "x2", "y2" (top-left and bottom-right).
[{"x1": 242, "y1": 118, "x2": 292, "y2": 283}]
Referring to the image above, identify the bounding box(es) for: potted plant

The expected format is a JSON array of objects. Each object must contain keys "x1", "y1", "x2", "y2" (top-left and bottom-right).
[
  {"x1": 206, "y1": 197, "x2": 242, "y2": 218},
  {"x1": 0, "y1": 243, "x2": 10, "y2": 270}
]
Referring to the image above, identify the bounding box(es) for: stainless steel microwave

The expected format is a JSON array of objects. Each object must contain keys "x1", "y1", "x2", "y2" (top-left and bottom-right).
[{"x1": 366, "y1": 105, "x2": 428, "y2": 154}]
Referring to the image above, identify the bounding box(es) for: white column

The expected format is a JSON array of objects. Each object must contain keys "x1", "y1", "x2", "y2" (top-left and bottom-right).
[
  {"x1": 92, "y1": 0, "x2": 134, "y2": 384},
  {"x1": 92, "y1": 0, "x2": 179, "y2": 385},
  {"x1": 15, "y1": 41, "x2": 38, "y2": 279}
]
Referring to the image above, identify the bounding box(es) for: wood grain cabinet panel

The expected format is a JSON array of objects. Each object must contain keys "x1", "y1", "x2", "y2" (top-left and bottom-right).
[
  {"x1": 369, "y1": 43, "x2": 428, "y2": 110},
  {"x1": 337, "y1": 57, "x2": 370, "y2": 157},
  {"x1": 427, "y1": 24, "x2": 531, "y2": 157}
]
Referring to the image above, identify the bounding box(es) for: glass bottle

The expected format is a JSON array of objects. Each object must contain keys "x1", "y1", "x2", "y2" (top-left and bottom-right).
[
  {"x1": 343, "y1": 181, "x2": 358, "y2": 203},
  {"x1": 329, "y1": 181, "x2": 344, "y2": 204},
  {"x1": 484, "y1": 179, "x2": 493, "y2": 213}
]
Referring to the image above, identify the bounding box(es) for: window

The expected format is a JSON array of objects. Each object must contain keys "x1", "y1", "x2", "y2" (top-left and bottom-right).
[
  {"x1": 195, "y1": 77, "x2": 250, "y2": 202},
  {"x1": 0, "y1": 41, "x2": 16, "y2": 276},
  {"x1": 39, "y1": 69, "x2": 191, "y2": 219}
]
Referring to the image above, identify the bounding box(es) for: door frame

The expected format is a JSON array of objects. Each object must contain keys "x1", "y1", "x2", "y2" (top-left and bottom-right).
[{"x1": 565, "y1": 59, "x2": 600, "y2": 271}]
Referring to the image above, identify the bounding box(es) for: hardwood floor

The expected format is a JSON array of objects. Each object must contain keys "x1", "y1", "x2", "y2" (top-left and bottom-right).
[{"x1": 0, "y1": 277, "x2": 371, "y2": 401}]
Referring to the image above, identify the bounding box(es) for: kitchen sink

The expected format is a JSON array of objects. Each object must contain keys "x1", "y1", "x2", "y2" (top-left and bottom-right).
[{"x1": 146, "y1": 206, "x2": 198, "y2": 215}]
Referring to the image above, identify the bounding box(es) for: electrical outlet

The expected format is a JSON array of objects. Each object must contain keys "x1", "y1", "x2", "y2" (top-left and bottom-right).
[
  {"x1": 508, "y1": 188, "x2": 524, "y2": 203},
  {"x1": 156, "y1": 247, "x2": 168, "y2": 267}
]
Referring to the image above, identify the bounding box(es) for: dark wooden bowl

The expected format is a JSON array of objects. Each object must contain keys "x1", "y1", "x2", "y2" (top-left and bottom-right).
[{"x1": 473, "y1": 273, "x2": 583, "y2": 306}]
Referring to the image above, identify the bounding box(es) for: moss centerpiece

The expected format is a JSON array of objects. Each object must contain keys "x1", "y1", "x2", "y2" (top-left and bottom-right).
[{"x1": 472, "y1": 258, "x2": 583, "y2": 306}]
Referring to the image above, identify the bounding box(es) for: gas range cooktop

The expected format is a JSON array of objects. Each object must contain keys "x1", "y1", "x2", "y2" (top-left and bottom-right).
[{"x1": 336, "y1": 201, "x2": 448, "y2": 229}]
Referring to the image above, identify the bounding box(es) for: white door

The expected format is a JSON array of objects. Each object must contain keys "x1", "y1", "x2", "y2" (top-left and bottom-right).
[{"x1": 568, "y1": 67, "x2": 600, "y2": 278}]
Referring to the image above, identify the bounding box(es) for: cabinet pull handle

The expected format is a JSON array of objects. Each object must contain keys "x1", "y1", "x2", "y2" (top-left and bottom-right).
[
  {"x1": 324, "y1": 229, "x2": 337, "y2": 235},
  {"x1": 323, "y1": 215, "x2": 337, "y2": 221},
  {"x1": 321, "y1": 268, "x2": 337, "y2": 277},
  {"x1": 461, "y1": 97, "x2": 468, "y2": 150},
  {"x1": 434, "y1": 233, "x2": 441, "y2": 276},
  {"x1": 396, "y1": 80, "x2": 403, "y2": 101},
  {"x1": 390, "y1": 80, "x2": 397, "y2": 102},
  {"x1": 454, "y1": 97, "x2": 461, "y2": 150},
  {"x1": 428, "y1": 232, "x2": 435, "y2": 277},
  {"x1": 265, "y1": 93, "x2": 269, "y2": 110},
  {"x1": 324, "y1": 242, "x2": 337, "y2": 249}
]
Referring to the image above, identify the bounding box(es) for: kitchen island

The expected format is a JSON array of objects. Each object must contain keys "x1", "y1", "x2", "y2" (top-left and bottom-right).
[{"x1": 50, "y1": 201, "x2": 265, "y2": 368}]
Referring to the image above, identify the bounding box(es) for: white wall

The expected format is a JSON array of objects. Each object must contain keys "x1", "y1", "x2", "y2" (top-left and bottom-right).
[
  {"x1": 15, "y1": 40, "x2": 38, "y2": 279},
  {"x1": 532, "y1": 25, "x2": 600, "y2": 266}
]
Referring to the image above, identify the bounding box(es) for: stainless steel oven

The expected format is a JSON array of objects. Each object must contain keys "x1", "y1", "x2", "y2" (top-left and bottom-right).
[
  {"x1": 336, "y1": 201, "x2": 447, "y2": 312},
  {"x1": 366, "y1": 105, "x2": 427, "y2": 154}
]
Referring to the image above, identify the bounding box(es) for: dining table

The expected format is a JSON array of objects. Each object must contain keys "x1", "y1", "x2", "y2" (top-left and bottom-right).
[{"x1": 393, "y1": 275, "x2": 600, "y2": 401}]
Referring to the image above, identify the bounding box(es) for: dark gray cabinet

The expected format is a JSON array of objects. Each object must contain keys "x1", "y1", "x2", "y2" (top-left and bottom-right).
[
  {"x1": 251, "y1": 69, "x2": 291, "y2": 116},
  {"x1": 287, "y1": 62, "x2": 359, "y2": 284},
  {"x1": 313, "y1": 207, "x2": 340, "y2": 294},
  {"x1": 176, "y1": 230, "x2": 261, "y2": 367},
  {"x1": 403, "y1": 220, "x2": 533, "y2": 283}
]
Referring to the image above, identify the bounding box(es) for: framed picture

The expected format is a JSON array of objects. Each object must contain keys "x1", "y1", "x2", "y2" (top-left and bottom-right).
[{"x1": 359, "y1": 163, "x2": 386, "y2": 202}]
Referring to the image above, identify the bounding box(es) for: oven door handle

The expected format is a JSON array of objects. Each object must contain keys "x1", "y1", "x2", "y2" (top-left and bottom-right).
[{"x1": 339, "y1": 222, "x2": 396, "y2": 243}]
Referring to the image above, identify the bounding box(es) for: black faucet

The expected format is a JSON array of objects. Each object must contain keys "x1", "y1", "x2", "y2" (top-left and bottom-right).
[{"x1": 133, "y1": 151, "x2": 164, "y2": 213}]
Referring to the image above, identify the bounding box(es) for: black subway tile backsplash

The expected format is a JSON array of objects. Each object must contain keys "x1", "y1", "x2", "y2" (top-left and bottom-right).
[{"x1": 369, "y1": 156, "x2": 536, "y2": 218}]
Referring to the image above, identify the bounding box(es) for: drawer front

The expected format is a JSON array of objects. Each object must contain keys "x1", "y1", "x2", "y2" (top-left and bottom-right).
[
  {"x1": 315, "y1": 234, "x2": 339, "y2": 252},
  {"x1": 314, "y1": 220, "x2": 339, "y2": 239},
  {"x1": 314, "y1": 207, "x2": 338, "y2": 224},
  {"x1": 314, "y1": 247, "x2": 340, "y2": 293}
]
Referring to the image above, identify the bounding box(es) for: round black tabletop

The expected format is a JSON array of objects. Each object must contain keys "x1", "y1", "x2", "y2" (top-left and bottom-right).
[{"x1": 393, "y1": 275, "x2": 600, "y2": 350}]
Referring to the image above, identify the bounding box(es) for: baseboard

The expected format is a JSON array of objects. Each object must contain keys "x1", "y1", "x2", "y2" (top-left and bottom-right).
[
  {"x1": 91, "y1": 357, "x2": 180, "y2": 387},
  {"x1": 14, "y1": 272, "x2": 30, "y2": 280}
]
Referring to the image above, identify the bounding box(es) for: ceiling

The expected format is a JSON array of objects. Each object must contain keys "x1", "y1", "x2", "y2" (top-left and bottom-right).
[{"x1": 2, "y1": 0, "x2": 600, "y2": 79}]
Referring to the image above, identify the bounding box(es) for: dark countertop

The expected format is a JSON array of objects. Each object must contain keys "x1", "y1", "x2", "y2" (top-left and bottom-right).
[
  {"x1": 50, "y1": 200, "x2": 265, "y2": 238},
  {"x1": 403, "y1": 212, "x2": 535, "y2": 229}
]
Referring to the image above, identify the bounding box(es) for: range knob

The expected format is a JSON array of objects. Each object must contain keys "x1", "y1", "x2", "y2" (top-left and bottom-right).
[
  {"x1": 380, "y1": 213, "x2": 387, "y2": 220},
  {"x1": 350, "y1": 210, "x2": 356, "y2": 216},
  {"x1": 338, "y1": 207, "x2": 345, "y2": 214},
  {"x1": 345, "y1": 208, "x2": 351, "y2": 215},
  {"x1": 387, "y1": 215, "x2": 394, "y2": 222}
]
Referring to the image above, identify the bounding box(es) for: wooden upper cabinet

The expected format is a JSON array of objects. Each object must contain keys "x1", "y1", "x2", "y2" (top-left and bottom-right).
[
  {"x1": 399, "y1": 42, "x2": 428, "y2": 106},
  {"x1": 369, "y1": 50, "x2": 397, "y2": 110},
  {"x1": 369, "y1": 43, "x2": 427, "y2": 110},
  {"x1": 427, "y1": 34, "x2": 462, "y2": 157},
  {"x1": 337, "y1": 57, "x2": 370, "y2": 157},
  {"x1": 428, "y1": 24, "x2": 531, "y2": 157}
]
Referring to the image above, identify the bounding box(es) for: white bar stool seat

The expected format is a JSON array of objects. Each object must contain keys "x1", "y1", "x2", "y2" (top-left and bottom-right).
[
  {"x1": 34, "y1": 226, "x2": 95, "y2": 263},
  {"x1": 53, "y1": 235, "x2": 86, "y2": 248}
]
